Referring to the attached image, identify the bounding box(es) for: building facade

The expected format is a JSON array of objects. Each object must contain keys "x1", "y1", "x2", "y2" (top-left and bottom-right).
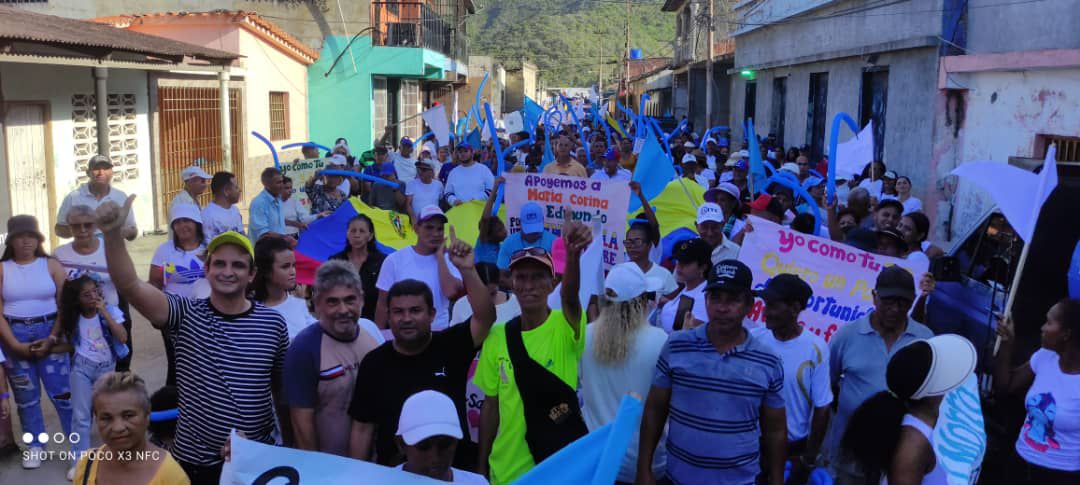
[{"x1": 661, "y1": 0, "x2": 735, "y2": 134}]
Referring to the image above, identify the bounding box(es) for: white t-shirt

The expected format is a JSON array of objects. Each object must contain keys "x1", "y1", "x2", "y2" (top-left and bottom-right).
[
  {"x1": 201, "y1": 202, "x2": 244, "y2": 242},
  {"x1": 444, "y1": 163, "x2": 494, "y2": 205},
  {"x1": 643, "y1": 263, "x2": 679, "y2": 296},
  {"x1": 76, "y1": 306, "x2": 125, "y2": 363},
  {"x1": 582, "y1": 324, "x2": 668, "y2": 482},
  {"x1": 54, "y1": 243, "x2": 118, "y2": 306},
  {"x1": 1015, "y1": 348, "x2": 1080, "y2": 471},
  {"x1": 658, "y1": 281, "x2": 708, "y2": 333},
  {"x1": 451, "y1": 292, "x2": 520, "y2": 326},
  {"x1": 150, "y1": 242, "x2": 206, "y2": 299},
  {"x1": 376, "y1": 247, "x2": 463, "y2": 331},
  {"x1": 393, "y1": 464, "x2": 489, "y2": 484},
  {"x1": 281, "y1": 196, "x2": 317, "y2": 235},
  {"x1": 900, "y1": 196, "x2": 923, "y2": 215},
  {"x1": 405, "y1": 179, "x2": 444, "y2": 215},
  {"x1": 590, "y1": 168, "x2": 633, "y2": 181},
  {"x1": 858, "y1": 178, "x2": 883, "y2": 200},
  {"x1": 757, "y1": 329, "x2": 833, "y2": 441},
  {"x1": 266, "y1": 295, "x2": 316, "y2": 340},
  {"x1": 391, "y1": 152, "x2": 418, "y2": 183}
]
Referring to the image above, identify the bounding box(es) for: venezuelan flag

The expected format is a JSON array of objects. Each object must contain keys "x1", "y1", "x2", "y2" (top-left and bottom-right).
[
  {"x1": 444, "y1": 200, "x2": 507, "y2": 249},
  {"x1": 295, "y1": 198, "x2": 416, "y2": 285},
  {"x1": 605, "y1": 112, "x2": 627, "y2": 140}
]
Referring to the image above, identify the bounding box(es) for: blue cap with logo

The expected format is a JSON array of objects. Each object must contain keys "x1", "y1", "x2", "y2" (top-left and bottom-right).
[{"x1": 519, "y1": 202, "x2": 545, "y2": 234}]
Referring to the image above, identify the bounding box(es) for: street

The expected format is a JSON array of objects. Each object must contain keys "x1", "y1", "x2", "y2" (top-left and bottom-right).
[{"x1": 0, "y1": 235, "x2": 166, "y2": 483}]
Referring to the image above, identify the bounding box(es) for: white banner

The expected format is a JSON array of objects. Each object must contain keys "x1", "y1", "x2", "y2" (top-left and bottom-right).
[
  {"x1": 279, "y1": 158, "x2": 327, "y2": 211},
  {"x1": 834, "y1": 121, "x2": 874, "y2": 179},
  {"x1": 220, "y1": 431, "x2": 446, "y2": 484},
  {"x1": 933, "y1": 374, "x2": 987, "y2": 485},
  {"x1": 422, "y1": 105, "x2": 452, "y2": 147},
  {"x1": 503, "y1": 173, "x2": 630, "y2": 269},
  {"x1": 737, "y1": 216, "x2": 929, "y2": 342}
]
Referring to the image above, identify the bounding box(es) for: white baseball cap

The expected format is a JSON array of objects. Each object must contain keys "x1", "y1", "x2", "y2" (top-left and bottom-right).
[
  {"x1": 396, "y1": 390, "x2": 463, "y2": 446},
  {"x1": 681, "y1": 153, "x2": 698, "y2": 164},
  {"x1": 330, "y1": 154, "x2": 349, "y2": 166},
  {"x1": 910, "y1": 334, "x2": 977, "y2": 399},
  {"x1": 705, "y1": 182, "x2": 741, "y2": 203},
  {"x1": 696, "y1": 202, "x2": 725, "y2": 225},
  {"x1": 604, "y1": 263, "x2": 664, "y2": 302},
  {"x1": 181, "y1": 166, "x2": 211, "y2": 181},
  {"x1": 780, "y1": 162, "x2": 800, "y2": 175},
  {"x1": 417, "y1": 205, "x2": 447, "y2": 223},
  {"x1": 169, "y1": 203, "x2": 202, "y2": 225}
]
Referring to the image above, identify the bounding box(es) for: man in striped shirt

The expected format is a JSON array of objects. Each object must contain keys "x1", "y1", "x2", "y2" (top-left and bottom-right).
[
  {"x1": 638, "y1": 259, "x2": 788, "y2": 485},
  {"x1": 97, "y1": 195, "x2": 289, "y2": 484}
]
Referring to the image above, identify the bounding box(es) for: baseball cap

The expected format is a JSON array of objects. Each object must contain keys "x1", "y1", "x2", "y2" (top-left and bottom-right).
[
  {"x1": 696, "y1": 203, "x2": 726, "y2": 225},
  {"x1": 907, "y1": 334, "x2": 977, "y2": 399},
  {"x1": 415, "y1": 159, "x2": 435, "y2": 170},
  {"x1": 748, "y1": 194, "x2": 774, "y2": 211},
  {"x1": 681, "y1": 153, "x2": 698, "y2": 165},
  {"x1": 725, "y1": 155, "x2": 741, "y2": 167},
  {"x1": 603, "y1": 147, "x2": 619, "y2": 161},
  {"x1": 456, "y1": 141, "x2": 473, "y2": 150},
  {"x1": 803, "y1": 176, "x2": 825, "y2": 190},
  {"x1": 734, "y1": 160, "x2": 749, "y2": 171},
  {"x1": 519, "y1": 202, "x2": 545, "y2": 235},
  {"x1": 169, "y1": 203, "x2": 202, "y2": 225},
  {"x1": 330, "y1": 154, "x2": 348, "y2": 166},
  {"x1": 737, "y1": 149, "x2": 749, "y2": 158},
  {"x1": 705, "y1": 259, "x2": 754, "y2": 293},
  {"x1": 877, "y1": 228, "x2": 908, "y2": 252},
  {"x1": 417, "y1": 205, "x2": 447, "y2": 224},
  {"x1": 88, "y1": 154, "x2": 113, "y2": 169},
  {"x1": 705, "y1": 182, "x2": 741, "y2": 204},
  {"x1": 683, "y1": 141, "x2": 697, "y2": 149},
  {"x1": 509, "y1": 247, "x2": 555, "y2": 276},
  {"x1": 757, "y1": 273, "x2": 812, "y2": 304},
  {"x1": 396, "y1": 390, "x2": 463, "y2": 446},
  {"x1": 400, "y1": 137, "x2": 414, "y2": 147},
  {"x1": 206, "y1": 231, "x2": 254, "y2": 260},
  {"x1": 883, "y1": 170, "x2": 898, "y2": 180},
  {"x1": 780, "y1": 162, "x2": 800, "y2": 175},
  {"x1": 181, "y1": 165, "x2": 212, "y2": 181},
  {"x1": 672, "y1": 238, "x2": 712, "y2": 266},
  {"x1": 875, "y1": 265, "x2": 916, "y2": 301},
  {"x1": 604, "y1": 263, "x2": 664, "y2": 302}
]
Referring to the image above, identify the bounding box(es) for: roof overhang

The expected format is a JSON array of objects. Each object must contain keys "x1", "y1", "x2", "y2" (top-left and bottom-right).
[{"x1": 662, "y1": 0, "x2": 689, "y2": 12}]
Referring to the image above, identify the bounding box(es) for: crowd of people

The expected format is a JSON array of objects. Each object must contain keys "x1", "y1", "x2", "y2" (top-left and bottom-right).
[{"x1": 0, "y1": 117, "x2": 1076, "y2": 485}]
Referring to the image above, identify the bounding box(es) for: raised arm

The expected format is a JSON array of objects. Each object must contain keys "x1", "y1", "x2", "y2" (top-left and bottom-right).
[
  {"x1": 629, "y1": 181, "x2": 659, "y2": 230},
  {"x1": 435, "y1": 229, "x2": 466, "y2": 301},
  {"x1": 447, "y1": 230, "x2": 495, "y2": 346},
  {"x1": 560, "y1": 219, "x2": 592, "y2": 337},
  {"x1": 97, "y1": 195, "x2": 170, "y2": 327}
]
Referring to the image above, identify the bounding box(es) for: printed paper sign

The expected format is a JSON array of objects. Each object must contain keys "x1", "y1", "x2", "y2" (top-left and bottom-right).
[
  {"x1": 279, "y1": 157, "x2": 327, "y2": 211},
  {"x1": 737, "y1": 216, "x2": 929, "y2": 342},
  {"x1": 503, "y1": 173, "x2": 630, "y2": 269}
]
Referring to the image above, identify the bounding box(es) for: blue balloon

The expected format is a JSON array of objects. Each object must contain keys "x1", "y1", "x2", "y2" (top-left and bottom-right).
[
  {"x1": 251, "y1": 131, "x2": 280, "y2": 169},
  {"x1": 826, "y1": 112, "x2": 860, "y2": 205},
  {"x1": 280, "y1": 141, "x2": 332, "y2": 153},
  {"x1": 763, "y1": 172, "x2": 824, "y2": 234},
  {"x1": 319, "y1": 169, "x2": 401, "y2": 189}
]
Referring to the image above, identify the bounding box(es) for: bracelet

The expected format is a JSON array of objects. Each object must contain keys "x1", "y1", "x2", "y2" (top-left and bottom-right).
[{"x1": 0, "y1": 392, "x2": 10, "y2": 399}]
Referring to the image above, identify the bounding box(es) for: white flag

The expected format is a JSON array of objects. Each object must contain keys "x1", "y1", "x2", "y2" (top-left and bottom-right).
[
  {"x1": 505, "y1": 111, "x2": 525, "y2": 134},
  {"x1": 950, "y1": 145, "x2": 1058, "y2": 242},
  {"x1": 834, "y1": 121, "x2": 874, "y2": 179},
  {"x1": 421, "y1": 105, "x2": 451, "y2": 147}
]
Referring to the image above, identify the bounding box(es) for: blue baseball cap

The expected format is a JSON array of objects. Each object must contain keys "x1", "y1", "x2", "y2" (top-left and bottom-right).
[
  {"x1": 734, "y1": 160, "x2": 748, "y2": 171},
  {"x1": 400, "y1": 137, "x2": 414, "y2": 147},
  {"x1": 603, "y1": 147, "x2": 619, "y2": 161},
  {"x1": 456, "y1": 141, "x2": 472, "y2": 150},
  {"x1": 520, "y1": 202, "x2": 545, "y2": 234}
]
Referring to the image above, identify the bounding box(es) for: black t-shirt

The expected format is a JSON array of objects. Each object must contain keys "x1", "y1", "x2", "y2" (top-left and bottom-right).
[{"x1": 348, "y1": 322, "x2": 478, "y2": 466}]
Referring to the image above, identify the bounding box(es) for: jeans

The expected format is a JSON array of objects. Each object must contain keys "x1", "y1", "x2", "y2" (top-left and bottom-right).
[
  {"x1": 114, "y1": 298, "x2": 132, "y2": 372},
  {"x1": 69, "y1": 353, "x2": 114, "y2": 460},
  {"x1": 178, "y1": 460, "x2": 223, "y2": 485},
  {"x1": 5, "y1": 318, "x2": 73, "y2": 447}
]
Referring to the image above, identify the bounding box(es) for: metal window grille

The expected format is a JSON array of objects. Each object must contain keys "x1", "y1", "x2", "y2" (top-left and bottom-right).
[
  {"x1": 373, "y1": 77, "x2": 388, "y2": 141},
  {"x1": 1042, "y1": 135, "x2": 1080, "y2": 162},
  {"x1": 269, "y1": 92, "x2": 290, "y2": 141},
  {"x1": 158, "y1": 86, "x2": 244, "y2": 207},
  {"x1": 401, "y1": 79, "x2": 421, "y2": 140}
]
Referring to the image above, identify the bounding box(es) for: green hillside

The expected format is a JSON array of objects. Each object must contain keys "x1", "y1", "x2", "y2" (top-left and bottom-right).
[{"x1": 466, "y1": 0, "x2": 674, "y2": 87}]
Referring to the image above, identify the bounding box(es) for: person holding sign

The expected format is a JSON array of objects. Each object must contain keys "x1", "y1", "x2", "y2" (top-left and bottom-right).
[
  {"x1": 347, "y1": 229, "x2": 493, "y2": 470},
  {"x1": 757, "y1": 274, "x2": 833, "y2": 484},
  {"x1": 824, "y1": 266, "x2": 933, "y2": 484},
  {"x1": 638, "y1": 259, "x2": 788, "y2": 485},
  {"x1": 658, "y1": 238, "x2": 711, "y2": 333},
  {"x1": 995, "y1": 300, "x2": 1080, "y2": 484},
  {"x1": 396, "y1": 390, "x2": 489, "y2": 484},
  {"x1": 842, "y1": 334, "x2": 977, "y2": 485},
  {"x1": 474, "y1": 220, "x2": 592, "y2": 484}
]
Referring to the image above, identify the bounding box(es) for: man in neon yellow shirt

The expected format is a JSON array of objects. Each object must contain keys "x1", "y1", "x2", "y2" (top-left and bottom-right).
[{"x1": 474, "y1": 219, "x2": 593, "y2": 484}]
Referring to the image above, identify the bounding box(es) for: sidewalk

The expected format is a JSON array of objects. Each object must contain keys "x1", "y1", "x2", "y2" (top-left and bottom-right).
[{"x1": 0, "y1": 234, "x2": 167, "y2": 483}]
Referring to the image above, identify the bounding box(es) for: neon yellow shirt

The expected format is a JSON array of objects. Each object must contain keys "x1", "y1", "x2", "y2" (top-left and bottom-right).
[{"x1": 473, "y1": 309, "x2": 587, "y2": 485}]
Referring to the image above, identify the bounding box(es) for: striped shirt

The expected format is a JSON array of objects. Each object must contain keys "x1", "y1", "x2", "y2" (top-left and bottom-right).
[
  {"x1": 653, "y1": 324, "x2": 785, "y2": 485},
  {"x1": 166, "y1": 294, "x2": 289, "y2": 465}
]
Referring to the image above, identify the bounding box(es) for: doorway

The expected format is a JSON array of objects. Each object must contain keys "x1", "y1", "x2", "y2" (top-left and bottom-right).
[
  {"x1": 806, "y1": 72, "x2": 829, "y2": 162},
  {"x1": 4, "y1": 102, "x2": 55, "y2": 247}
]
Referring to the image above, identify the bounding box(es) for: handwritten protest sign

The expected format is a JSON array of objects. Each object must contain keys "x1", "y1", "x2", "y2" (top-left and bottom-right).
[
  {"x1": 737, "y1": 216, "x2": 929, "y2": 342},
  {"x1": 934, "y1": 374, "x2": 987, "y2": 485},
  {"x1": 503, "y1": 173, "x2": 630, "y2": 269},
  {"x1": 279, "y1": 157, "x2": 326, "y2": 211},
  {"x1": 221, "y1": 431, "x2": 445, "y2": 484}
]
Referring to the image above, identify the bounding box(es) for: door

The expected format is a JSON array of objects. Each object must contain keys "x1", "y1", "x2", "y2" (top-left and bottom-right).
[
  {"x1": 771, "y1": 77, "x2": 787, "y2": 147},
  {"x1": 806, "y1": 72, "x2": 829, "y2": 162},
  {"x1": 860, "y1": 68, "x2": 889, "y2": 162},
  {"x1": 4, "y1": 103, "x2": 53, "y2": 245}
]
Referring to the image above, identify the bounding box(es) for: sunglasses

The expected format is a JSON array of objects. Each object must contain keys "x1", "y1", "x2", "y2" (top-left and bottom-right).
[
  {"x1": 70, "y1": 222, "x2": 95, "y2": 230},
  {"x1": 511, "y1": 247, "x2": 549, "y2": 260}
]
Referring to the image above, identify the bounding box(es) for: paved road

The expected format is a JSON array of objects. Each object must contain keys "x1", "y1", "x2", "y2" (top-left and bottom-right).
[{"x1": 0, "y1": 234, "x2": 168, "y2": 483}]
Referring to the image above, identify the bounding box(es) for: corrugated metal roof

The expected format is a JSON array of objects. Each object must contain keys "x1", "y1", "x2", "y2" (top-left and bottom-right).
[{"x1": 0, "y1": 5, "x2": 238, "y2": 63}]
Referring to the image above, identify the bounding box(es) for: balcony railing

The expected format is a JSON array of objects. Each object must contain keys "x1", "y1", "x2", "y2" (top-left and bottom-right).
[{"x1": 371, "y1": 1, "x2": 467, "y2": 62}]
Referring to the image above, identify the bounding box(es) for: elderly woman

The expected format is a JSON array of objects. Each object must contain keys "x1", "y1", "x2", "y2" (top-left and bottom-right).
[
  {"x1": 0, "y1": 215, "x2": 70, "y2": 471},
  {"x1": 308, "y1": 166, "x2": 347, "y2": 215},
  {"x1": 54, "y1": 205, "x2": 119, "y2": 306},
  {"x1": 72, "y1": 371, "x2": 189, "y2": 484}
]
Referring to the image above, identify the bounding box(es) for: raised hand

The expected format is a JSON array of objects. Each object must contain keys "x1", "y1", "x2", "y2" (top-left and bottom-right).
[
  {"x1": 996, "y1": 313, "x2": 1015, "y2": 342},
  {"x1": 447, "y1": 226, "x2": 475, "y2": 271},
  {"x1": 919, "y1": 272, "x2": 936, "y2": 294},
  {"x1": 562, "y1": 217, "x2": 593, "y2": 255},
  {"x1": 95, "y1": 194, "x2": 135, "y2": 235},
  {"x1": 629, "y1": 181, "x2": 642, "y2": 194}
]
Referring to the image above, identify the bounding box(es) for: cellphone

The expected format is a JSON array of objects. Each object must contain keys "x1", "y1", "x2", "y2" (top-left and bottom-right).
[{"x1": 674, "y1": 295, "x2": 695, "y2": 331}]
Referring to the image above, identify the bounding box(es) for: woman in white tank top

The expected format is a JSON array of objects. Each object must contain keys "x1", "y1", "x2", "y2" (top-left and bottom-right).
[
  {"x1": 0, "y1": 215, "x2": 72, "y2": 470},
  {"x1": 841, "y1": 334, "x2": 977, "y2": 485}
]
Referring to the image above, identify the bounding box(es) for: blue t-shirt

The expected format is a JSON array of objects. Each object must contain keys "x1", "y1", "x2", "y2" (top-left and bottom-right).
[
  {"x1": 653, "y1": 324, "x2": 785, "y2": 485},
  {"x1": 496, "y1": 231, "x2": 557, "y2": 270},
  {"x1": 475, "y1": 240, "x2": 500, "y2": 265}
]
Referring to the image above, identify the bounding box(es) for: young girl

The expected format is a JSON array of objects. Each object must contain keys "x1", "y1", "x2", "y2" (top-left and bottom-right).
[{"x1": 60, "y1": 274, "x2": 128, "y2": 472}]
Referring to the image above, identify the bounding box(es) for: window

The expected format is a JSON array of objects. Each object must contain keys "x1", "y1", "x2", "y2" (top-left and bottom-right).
[
  {"x1": 744, "y1": 80, "x2": 757, "y2": 123},
  {"x1": 373, "y1": 77, "x2": 388, "y2": 141},
  {"x1": 269, "y1": 92, "x2": 290, "y2": 141},
  {"x1": 860, "y1": 68, "x2": 889, "y2": 162},
  {"x1": 400, "y1": 79, "x2": 421, "y2": 140},
  {"x1": 770, "y1": 77, "x2": 787, "y2": 147},
  {"x1": 806, "y1": 73, "x2": 829, "y2": 161}
]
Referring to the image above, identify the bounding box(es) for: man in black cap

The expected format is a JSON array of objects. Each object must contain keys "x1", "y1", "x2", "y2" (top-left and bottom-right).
[
  {"x1": 638, "y1": 259, "x2": 788, "y2": 485},
  {"x1": 874, "y1": 227, "x2": 907, "y2": 257},
  {"x1": 757, "y1": 274, "x2": 833, "y2": 484},
  {"x1": 824, "y1": 266, "x2": 933, "y2": 484},
  {"x1": 57, "y1": 154, "x2": 137, "y2": 240}
]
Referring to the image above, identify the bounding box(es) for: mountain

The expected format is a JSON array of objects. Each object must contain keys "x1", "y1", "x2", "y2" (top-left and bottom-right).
[{"x1": 466, "y1": 0, "x2": 675, "y2": 88}]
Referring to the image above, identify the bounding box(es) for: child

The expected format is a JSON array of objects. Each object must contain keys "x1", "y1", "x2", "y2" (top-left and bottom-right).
[
  {"x1": 148, "y1": 386, "x2": 179, "y2": 450},
  {"x1": 59, "y1": 274, "x2": 128, "y2": 473},
  {"x1": 476, "y1": 177, "x2": 508, "y2": 266}
]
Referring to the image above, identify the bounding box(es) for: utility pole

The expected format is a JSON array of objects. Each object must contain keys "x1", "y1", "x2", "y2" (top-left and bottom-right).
[
  {"x1": 624, "y1": 0, "x2": 631, "y2": 111},
  {"x1": 706, "y1": 0, "x2": 715, "y2": 127},
  {"x1": 597, "y1": 28, "x2": 604, "y2": 93}
]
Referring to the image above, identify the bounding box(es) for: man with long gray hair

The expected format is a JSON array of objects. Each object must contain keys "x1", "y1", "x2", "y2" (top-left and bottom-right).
[
  {"x1": 284, "y1": 260, "x2": 382, "y2": 456},
  {"x1": 580, "y1": 263, "x2": 669, "y2": 483}
]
